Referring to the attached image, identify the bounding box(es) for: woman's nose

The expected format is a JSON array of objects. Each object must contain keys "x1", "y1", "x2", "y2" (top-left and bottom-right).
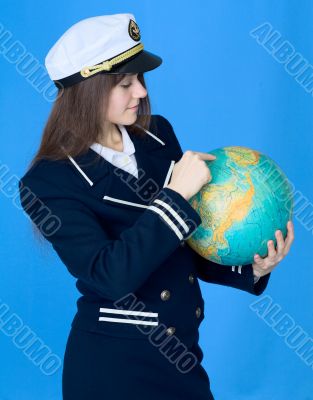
[{"x1": 133, "y1": 80, "x2": 147, "y2": 98}]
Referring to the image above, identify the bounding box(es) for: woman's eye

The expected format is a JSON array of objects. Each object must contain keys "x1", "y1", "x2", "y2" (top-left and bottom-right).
[{"x1": 121, "y1": 83, "x2": 131, "y2": 88}]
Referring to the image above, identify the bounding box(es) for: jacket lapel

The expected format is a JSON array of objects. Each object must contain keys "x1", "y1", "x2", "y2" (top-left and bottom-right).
[{"x1": 67, "y1": 126, "x2": 176, "y2": 209}]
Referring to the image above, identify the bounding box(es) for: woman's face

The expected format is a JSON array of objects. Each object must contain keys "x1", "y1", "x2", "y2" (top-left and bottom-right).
[{"x1": 106, "y1": 73, "x2": 147, "y2": 126}]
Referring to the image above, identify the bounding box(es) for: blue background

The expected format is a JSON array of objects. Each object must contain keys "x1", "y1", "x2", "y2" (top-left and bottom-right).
[{"x1": 1, "y1": 0, "x2": 312, "y2": 398}]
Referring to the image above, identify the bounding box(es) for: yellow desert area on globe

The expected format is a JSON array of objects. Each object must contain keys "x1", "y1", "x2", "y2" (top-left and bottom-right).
[{"x1": 186, "y1": 146, "x2": 293, "y2": 266}]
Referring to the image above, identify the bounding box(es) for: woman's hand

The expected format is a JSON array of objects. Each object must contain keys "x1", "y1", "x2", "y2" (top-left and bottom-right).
[
  {"x1": 252, "y1": 220, "x2": 295, "y2": 279},
  {"x1": 165, "y1": 150, "x2": 216, "y2": 200}
]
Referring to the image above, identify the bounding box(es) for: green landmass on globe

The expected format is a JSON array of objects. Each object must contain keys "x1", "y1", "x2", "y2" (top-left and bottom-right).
[{"x1": 186, "y1": 146, "x2": 294, "y2": 266}]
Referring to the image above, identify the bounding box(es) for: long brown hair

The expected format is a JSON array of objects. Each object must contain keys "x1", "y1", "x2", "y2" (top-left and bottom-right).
[
  {"x1": 27, "y1": 72, "x2": 151, "y2": 171},
  {"x1": 26, "y1": 72, "x2": 151, "y2": 245}
]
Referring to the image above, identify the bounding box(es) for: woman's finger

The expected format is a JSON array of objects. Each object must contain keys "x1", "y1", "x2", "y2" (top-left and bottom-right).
[
  {"x1": 192, "y1": 151, "x2": 217, "y2": 160},
  {"x1": 275, "y1": 230, "x2": 285, "y2": 255},
  {"x1": 267, "y1": 240, "x2": 277, "y2": 260},
  {"x1": 283, "y1": 220, "x2": 294, "y2": 254}
]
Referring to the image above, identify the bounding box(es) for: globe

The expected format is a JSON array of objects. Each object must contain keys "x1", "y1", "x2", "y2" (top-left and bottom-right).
[{"x1": 186, "y1": 146, "x2": 294, "y2": 266}]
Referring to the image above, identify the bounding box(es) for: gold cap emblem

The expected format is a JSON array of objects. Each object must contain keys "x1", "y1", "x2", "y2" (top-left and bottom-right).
[{"x1": 128, "y1": 19, "x2": 141, "y2": 42}]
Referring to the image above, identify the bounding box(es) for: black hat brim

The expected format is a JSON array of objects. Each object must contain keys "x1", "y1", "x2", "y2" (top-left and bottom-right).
[
  {"x1": 106, "y1": 50, "x2": 162, "y2": 74},
  {"x1": 54, "y1": 50, "x2": 162, "y2": 89}
]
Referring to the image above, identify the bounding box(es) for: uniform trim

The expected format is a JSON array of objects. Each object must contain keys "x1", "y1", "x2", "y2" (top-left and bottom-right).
[
  {"x1": 146, "y1": 205, "x2": 184, "y2": 241},
  {"x1": 163, "y1": 160, "x2": 175, "y2": 187},
  {"x1": 67, "y1": 125, "x2": 167, "y2": 188},
  {"x1": 231, "y1": 265, "x2": 243, "y2": 274},
  {"x1": 98, "y1": 317, "x2": 158, "y2": 326},
  {"x1": 153, "y1": 199, "x2": 189, "y2": 234},
  {"x1": 102, "y1": 160, "x2": 176, "y2": 209},
  {"x1": 54, "y1": 43, "x2": 145, "y2": 88},
  {"x1": 80, "y1": 43, "x2": 144, "y2": 78},
  {"x1": 67, "y1": 155, "x2": 94, "y2": 186},
  {"x1": 99, "y1": 308, "x2": 158, "y2": 317},
  {"x1": 103, "y1": 195, "x2": 149, "y2": 208},
  {"x1": 98, "y1": 307, "x2": 159, "y2": 326},
  {"x1": 139, "y1": 127, "x2": 166, "y2": 145}
]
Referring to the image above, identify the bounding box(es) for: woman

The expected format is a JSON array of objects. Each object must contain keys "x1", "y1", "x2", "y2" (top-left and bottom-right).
[{"x1": 18, "y1": 13, "x2": 293, "y2": 400}]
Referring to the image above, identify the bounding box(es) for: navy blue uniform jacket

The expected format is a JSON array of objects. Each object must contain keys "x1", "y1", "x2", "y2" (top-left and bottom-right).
[{"x1": 18, "y1": 115, "x2": 271, "y2": 400}]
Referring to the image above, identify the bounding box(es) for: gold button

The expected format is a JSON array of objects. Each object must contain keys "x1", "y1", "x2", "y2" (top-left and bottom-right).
[
  {"x1": 196, "y1": 307, "x2": 202, "y2": 318},
  {"x1": 188, "y1": 273, "x2": 195, "y2": 284},
  {"x1": 160, "y1": 290, "x2": 171, "y2": 301},
  {"x1": 166, "y1": 327, "x2": 176, "y2": 336}
]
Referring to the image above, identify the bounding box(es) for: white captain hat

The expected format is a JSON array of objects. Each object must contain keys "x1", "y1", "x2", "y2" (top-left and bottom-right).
[{"x1": 45, "y1": 13, "x2": 162, "y2": 89}]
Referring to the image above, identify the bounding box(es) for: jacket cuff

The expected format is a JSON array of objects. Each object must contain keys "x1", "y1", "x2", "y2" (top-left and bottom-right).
[
  {"x1": 253, "y1": 275, "x2": 261, "y2": 284},
  {"x1": 243, "y1": 264, "x2": 271, "y2": 296},
  {"x1": 148, "y1": 187, "x2": 202, "y2": 242}
]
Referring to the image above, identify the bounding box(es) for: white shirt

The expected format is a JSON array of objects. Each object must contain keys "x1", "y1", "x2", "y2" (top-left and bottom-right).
[{"x1": 90, "y1": 124, "x2": 139, "y2": 178}]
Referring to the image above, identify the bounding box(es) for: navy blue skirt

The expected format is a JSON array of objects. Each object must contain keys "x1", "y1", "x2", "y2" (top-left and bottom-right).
[{"x1": 62, "y1": 327, "x2": 215, "y2": 399}]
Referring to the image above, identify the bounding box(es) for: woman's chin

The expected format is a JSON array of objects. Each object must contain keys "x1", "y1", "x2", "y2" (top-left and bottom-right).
[{"x1": 121, "y1": 113, "x2": 138, "y2": 125}]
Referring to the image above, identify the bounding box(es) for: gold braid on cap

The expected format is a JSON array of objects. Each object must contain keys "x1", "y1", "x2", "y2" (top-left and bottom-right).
[{"x1": 80, "y1": 43, "x2": 144, "y2": 78}]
